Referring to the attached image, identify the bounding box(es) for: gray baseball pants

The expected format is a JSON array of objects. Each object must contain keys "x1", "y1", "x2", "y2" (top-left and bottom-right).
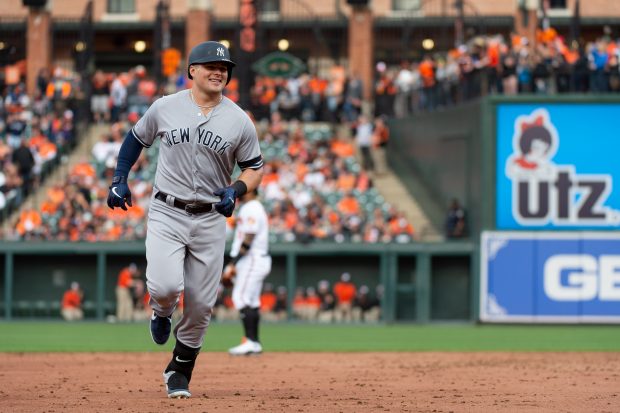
[{"x1": 145, "y1": 197, "x2": 225, "y2": 348}]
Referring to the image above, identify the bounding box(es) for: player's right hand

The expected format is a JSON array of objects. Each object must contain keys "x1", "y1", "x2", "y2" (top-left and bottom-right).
[
  {"x1": 221, "y1": 264, "x2": 236, "y2": 288},
  {"x1": 107, "y1": 175, "x2": 133, "y2": 211}
]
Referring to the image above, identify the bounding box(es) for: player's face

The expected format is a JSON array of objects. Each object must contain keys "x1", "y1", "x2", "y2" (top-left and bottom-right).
[{"x1": 192, "y1": 62, "x2": 228, "y2": 93}]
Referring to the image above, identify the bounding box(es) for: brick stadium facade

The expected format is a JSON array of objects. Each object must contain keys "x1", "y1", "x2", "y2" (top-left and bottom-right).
[{"x1": 1, "y1": 0, "x2": 620, "y2": 97}]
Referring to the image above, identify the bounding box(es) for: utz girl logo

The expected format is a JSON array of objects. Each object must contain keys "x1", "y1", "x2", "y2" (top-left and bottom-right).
[{"x1": 505, "y1": 109, "x2": 619, "y2": 226}]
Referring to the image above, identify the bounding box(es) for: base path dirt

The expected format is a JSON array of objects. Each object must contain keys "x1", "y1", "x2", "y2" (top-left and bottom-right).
[{"x1": 1, "y1": 352, "x2": 619, "y2": 412}]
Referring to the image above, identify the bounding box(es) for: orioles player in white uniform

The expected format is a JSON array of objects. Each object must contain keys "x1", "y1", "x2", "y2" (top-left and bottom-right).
[
  {"x1": 107, "y1": 41, "x2": 263, "y2": 398},
  {"x1": 225, "y1": 189, "x2": 271, "y2": 355}
]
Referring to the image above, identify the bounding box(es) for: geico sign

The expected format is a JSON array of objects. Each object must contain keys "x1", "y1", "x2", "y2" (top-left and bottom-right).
[{"x1": 544, "y1": 254, "x2": 620, "y2": 301}]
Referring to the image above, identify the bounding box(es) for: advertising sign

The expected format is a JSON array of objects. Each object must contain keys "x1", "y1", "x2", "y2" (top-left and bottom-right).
[
  {"x1": 496, "y1": 104, "x2": 620, "y2": 229},
  {"x1": 480, "y1": 231, "x2": 620, "y2": 323}
]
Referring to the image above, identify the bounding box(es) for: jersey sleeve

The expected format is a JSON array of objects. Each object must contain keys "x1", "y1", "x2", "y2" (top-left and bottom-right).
[
  {"x1": 131, "y1": 98, "x2": 161, "y2": 147},
  {"x1": 238, "y1": 205, "x2": 260, "y2": 234},
  {"x1": 235, "y1": 117, "x2": 263, "y2": 170}
]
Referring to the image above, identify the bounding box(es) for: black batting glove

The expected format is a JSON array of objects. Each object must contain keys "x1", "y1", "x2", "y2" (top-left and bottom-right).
[
  {"x1": 213, "y1": 186, "x2": 237, "y2": 217},
  {"x1": 107, "y1": 175, "x2": 133, "y2": 211}
]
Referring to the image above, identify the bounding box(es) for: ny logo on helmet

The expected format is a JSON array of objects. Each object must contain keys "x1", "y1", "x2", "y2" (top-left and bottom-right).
[{"x1": 217, "y1": 47, "x2": 225, "y2": 57}]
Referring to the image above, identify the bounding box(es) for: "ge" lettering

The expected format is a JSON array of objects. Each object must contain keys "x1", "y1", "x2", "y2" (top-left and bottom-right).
[{"x1": 544, "y1": 254, "x2": 620, "y2": 301}]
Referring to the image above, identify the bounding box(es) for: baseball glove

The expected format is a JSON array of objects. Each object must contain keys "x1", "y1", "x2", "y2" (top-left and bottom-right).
[{"x1": 221, "y1": 264, "x2": 236, "y2": 288}]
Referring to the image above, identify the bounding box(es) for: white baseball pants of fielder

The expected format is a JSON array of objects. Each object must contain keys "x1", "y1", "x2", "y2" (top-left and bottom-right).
[
  {"x1": 232, "y1": 255, "x2": 272, "y2": 310},
  {"x1": 145, "y1": 198, "x2": 225, "y2": 348}
]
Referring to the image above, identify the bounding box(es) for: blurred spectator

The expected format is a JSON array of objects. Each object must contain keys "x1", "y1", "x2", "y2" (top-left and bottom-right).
[
  {"x1": 61, "y1": 281, "x2": 84, "y2": 321},
  {"x1": 109, "y1": 74, "x2": 127, "y2": 123},
  {"x1": 291, "y1": 287, "x2": 304, "y2": 319},
  {"x1": 132, "y1": 277, "x2": 150, "y2": 321},
  {"x1": 260, "y1": 283, "x2": 278, "y2": 321},
  {"x1": 394, "y1": 61, "x2": 414, "y2": 118},
  {"x1": 214, "y1": 286, "x2": 237, "y2": 321},
  {"x1": 355, "y1": 114, "x2": 374, "y2": 173},
  {"x1": 445, "y1": 198, "x2": 467, "y2": 238},
  {"x1": 90, "y1": 70, "x2": 110, "y2": 123},
  {"x1": 373, "y1": 62, "x2": 396, "y2": 117},
  {"x1": 352, "y1": 285, "x2": 381, "y2": 322},
  {"x1": 11, "y1": 138, "x2": 35, "y2": 196},
  {"x1": 46, "y1": 67, "x2": 73, "y2": 113},
  {"x1": 15, "y1": 202, "x2": 41, "y2": 239},
  {"x1": 272, "y1": 285, "x2": 288, "y2": 321},
  {"x1": 343, "y1": 72, "x2": 363, "y2": 122},
  {"x1": 91, "y1": 133, "x2": 121, "y2": 178},
  {"x1": 116, "y1": 263, "x2": 140, "y2": 322},
  {"x1": 300, "y1": 286, "x2": 321, "y2": 321},
  {"x1": 316, "y1": 279, "x2": 335, "y2": 323},
  {"x1": 333, "y1": 272, "x2": 357, "y2": 322},
  {"x1": 372, "y1": 115, "x2": 389, "y2": 174},
  {"x1": 5, "y1": 111, "x2": 26, "y2": 148}
]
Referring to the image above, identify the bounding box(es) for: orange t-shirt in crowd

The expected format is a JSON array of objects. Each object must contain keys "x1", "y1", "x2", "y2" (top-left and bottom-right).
[
  {"x1": 337, "y1": 173, "x2": 356, "y2": 191},
  {"x1": 304, "y1": 295, "x2": 322, "y2": 309},
  {"x1": 333, "y1": 281, "x2": 356, "y2": 304},
  {"x1": 29, "y1": 134, "x2": 46, "y2": 150},
  {"x1": 331, "y1": 140, "x2": 355, "y2": 158},
  {"x1": 224, "y1": 296, "x2": 235, "y2": 309},
  {"x1": 261, "y1": 170, "x2": 279, "y2": 186},
  {"x1": 39, "y1": 141, "x2": 57, "y2": 160},
  {"x1": 293, "y1": 294, "x2": 305, "y2": 307},
  {"x1": 337, "y1": 196, "x2": 360, "y2": 215},
  {"x1": 288, "y1": 140, "x2": 305, "y2": 158},
  {"x1": 389, "y1": 218, "x2": 414, "y2": 235},
  {"x1": 418, "y1": 60, "x2": 435, "y2": 87},
  {"x1": 40, "y1": 200, "x2": 58, "y2": 215},
  {"x1": 16, "y1": 209, "x2": 42, "y2": 236},
  {"x1": 62, "y1": 290, "x2": 81, "y2": 309},
  {"x1": 373, "y1": 124, "x2": 389, "y2": 147},
  {"x1": 71, "y1": 162, "x2": 96, "y2": 179},
  {"x1": 48, "y1": 186, "x2": 66, "y2": 205},
  {"x1": 260, "y1": 292, "x2": 277, "y2": 312},
  {"x1": 355, "y1": 171, "x2": 370, "y2": 192},
  {"x1": 117, "y1": 268, "x2": 133, "y2": 288}
]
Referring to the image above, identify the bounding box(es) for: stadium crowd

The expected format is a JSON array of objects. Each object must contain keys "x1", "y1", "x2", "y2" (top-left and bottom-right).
[
  {"x1": 4, "y1": 29, "x2": 620, "y2": 242},
  {"x1": 8, "y1": 109, "x2": 414, "y2": 244},
  {"x1": 0, "y1": 72, "x2": 77, "y2": 220}
]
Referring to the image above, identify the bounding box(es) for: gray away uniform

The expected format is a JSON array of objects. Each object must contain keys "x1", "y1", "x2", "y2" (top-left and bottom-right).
[{"x1": 131, "y1": 90, "x2": 263, "y2": 347}]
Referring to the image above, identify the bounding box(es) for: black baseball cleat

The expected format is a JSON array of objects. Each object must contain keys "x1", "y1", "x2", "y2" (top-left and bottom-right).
[
  {"x1": 150, "y1": 312, "x2": 172, "y2": 345},
  {"x1": 164, "y1": 371, "x2": 191, "y2": 399}
]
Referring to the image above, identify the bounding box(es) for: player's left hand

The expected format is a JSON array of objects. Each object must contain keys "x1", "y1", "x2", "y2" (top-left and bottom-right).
[{"x1": 213, "y1": 186, "x2": 237, "y2": 217}]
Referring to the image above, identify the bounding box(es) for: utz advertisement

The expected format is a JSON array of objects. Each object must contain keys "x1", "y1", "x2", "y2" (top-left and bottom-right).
[
  {"x1": 480, "y1": 231, "x2": 620, "y2": 323},
  {"x1": 496, "y1": 104, "x2": 620, "y2": 229}
]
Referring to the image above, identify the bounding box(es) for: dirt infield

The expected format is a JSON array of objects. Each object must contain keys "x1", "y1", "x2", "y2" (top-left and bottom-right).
[{"x1": 1, "y1": 352, "x2": 618, "y2": 412}]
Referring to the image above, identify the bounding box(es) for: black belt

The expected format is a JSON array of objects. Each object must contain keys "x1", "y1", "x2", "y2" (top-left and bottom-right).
[{"x1": 155, "y1": 191, "x2": 213, "y2": 214}]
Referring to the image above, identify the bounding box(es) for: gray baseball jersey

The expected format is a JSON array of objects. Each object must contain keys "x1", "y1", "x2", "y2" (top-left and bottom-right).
[
  {"x1": 132, "y1": 90, "x2": 263, "y2": 202},
  {"x1": 133, "y1": 90, "x2": 263, "y2": 348}
]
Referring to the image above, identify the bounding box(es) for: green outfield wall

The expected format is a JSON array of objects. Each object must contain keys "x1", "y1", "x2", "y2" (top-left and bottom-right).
[
  {"x1": 388, "y1": 94, "x2": 620, "y2": 237},
  {"x1": 0, "y1": 241, "x2": 475, "y2": 323}
]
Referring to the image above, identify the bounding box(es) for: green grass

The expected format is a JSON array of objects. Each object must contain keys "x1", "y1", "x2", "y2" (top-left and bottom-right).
[{"x1": 1, "y1": 322, "x2": 619, "y2": 352}]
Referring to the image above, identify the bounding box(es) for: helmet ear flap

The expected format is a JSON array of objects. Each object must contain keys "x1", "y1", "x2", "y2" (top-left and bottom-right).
[{"x1": 226, "y1": 67, "x2": 233, "y2": 85}]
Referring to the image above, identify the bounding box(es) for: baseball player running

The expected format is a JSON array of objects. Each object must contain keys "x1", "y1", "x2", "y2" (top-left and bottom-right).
[
  {"x1": 223, "y1": 189, "x2": 271, "y2": 355},
  {"x1": 107, "y1": 41, "x2": 264, "y2": 399}
]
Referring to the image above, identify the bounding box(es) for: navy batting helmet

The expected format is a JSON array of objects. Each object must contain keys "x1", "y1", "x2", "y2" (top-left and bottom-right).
[{"x1": 187, "y1": 41, "x2": 236, "y2": 84}]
